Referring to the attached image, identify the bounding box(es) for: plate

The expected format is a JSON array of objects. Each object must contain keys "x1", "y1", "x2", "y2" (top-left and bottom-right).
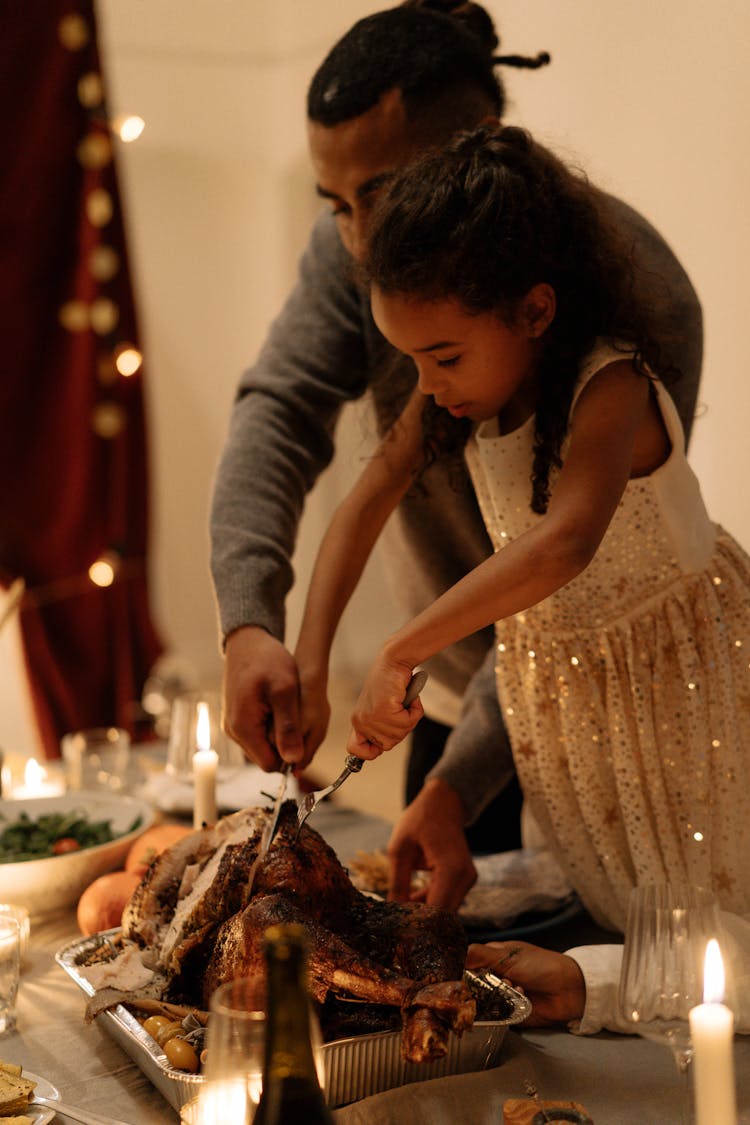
[
  {"x1": 22, "y1": 1071, "x2": 58, "y2": 1125},
  {"x1": 0, "y1": 792, "x2": 155, "y2": 919},
  {"x1": 466, "y1": 895, "x2": 583, "y2": 943}
]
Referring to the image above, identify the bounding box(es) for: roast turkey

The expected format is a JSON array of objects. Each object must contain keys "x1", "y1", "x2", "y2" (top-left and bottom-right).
[{"x1": 117, "y1": 801, "x2": 474, "y2": 1062}]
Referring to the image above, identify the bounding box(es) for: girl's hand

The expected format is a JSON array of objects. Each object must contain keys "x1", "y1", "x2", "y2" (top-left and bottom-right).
[{"x1": 347, "y1": 653, "x2": 424, "y2": 759}]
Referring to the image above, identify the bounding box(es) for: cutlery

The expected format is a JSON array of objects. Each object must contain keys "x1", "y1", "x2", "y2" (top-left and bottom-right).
[
  {"x1": 32, "y1": 1091, "x2": 134, "y2": 1125},
  {"x1": 295, "y1": 669, "x2": 428, "y2": 833},
  {"x1": 258, "y1": 760, "x2": 293, "y2": 860}
]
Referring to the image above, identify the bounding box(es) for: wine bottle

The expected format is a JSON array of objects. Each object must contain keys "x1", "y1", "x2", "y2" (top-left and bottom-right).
[{"x1": 254, "y1": 922, "x2": 334, "y2": 1125}]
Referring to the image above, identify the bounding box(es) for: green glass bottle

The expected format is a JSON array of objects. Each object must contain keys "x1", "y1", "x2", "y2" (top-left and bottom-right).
[{"x1": 253, "y1": 923, "x2": 334, "y2": 1125}]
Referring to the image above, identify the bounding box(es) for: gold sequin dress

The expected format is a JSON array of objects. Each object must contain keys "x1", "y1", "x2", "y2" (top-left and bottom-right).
[{"x1": 465, "y1": 342, "x2": 750, "y2": 931}]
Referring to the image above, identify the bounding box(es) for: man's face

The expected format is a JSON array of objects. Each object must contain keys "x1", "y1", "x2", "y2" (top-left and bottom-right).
[{"x1": 307, "y1": 89, "x2": 430, "y2": 263}]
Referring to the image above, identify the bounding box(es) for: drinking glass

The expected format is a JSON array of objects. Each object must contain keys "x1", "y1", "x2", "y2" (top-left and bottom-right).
[
  {"x1": 165, "y1": 690, "x2": 243, "y2": 782},
  {"x1": 61, "y1": 726, "x2": 131, "y2": 792},
  {"x1": 192, "y1": 975, "x2": 327, "y2": 1123},
  {"x1": 198, "y1": 977, "x2": 267, "y2": 1124},
  {"x1": 0, "y1": 904, "x2": 30, "y2": 964},
  {"x1": 0, "y1": 915, "x2": 21, "y2": 1035},
  {"x1": 618, "y1": 883, "x2": 732, "y2": 1124}
]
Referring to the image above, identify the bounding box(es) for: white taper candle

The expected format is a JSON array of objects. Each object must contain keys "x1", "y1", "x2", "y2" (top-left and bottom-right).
[
  {"x1": 192, "y1": 701, "x2": 218, "y2": 829},
  {"x1": 689, "y1": 939, "x2": 737, "y2": 1125}
]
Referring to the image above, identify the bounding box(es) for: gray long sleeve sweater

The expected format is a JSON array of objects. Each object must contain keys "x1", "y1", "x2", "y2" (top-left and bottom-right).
[{"x1": 210, "y1": 200, "x2": 703, "y2": 823}]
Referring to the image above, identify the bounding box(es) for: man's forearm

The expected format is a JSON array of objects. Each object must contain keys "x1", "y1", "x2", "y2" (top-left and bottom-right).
[
  {"x1": 209, "y1": 213, "x2": 371, "y2": 644},
  {"x1": 427, "y1": 643, "x2": 516, "y2": 825}
]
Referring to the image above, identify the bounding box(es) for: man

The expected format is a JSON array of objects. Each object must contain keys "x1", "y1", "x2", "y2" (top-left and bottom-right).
[{"x1": 209, "y1": 2, "x2": 703, "y2": 904}]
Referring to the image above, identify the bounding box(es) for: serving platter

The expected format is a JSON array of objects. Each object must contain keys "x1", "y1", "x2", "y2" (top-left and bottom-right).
[{"x1": 56, "y1": 930, "x2": 531, "y2": 1110}]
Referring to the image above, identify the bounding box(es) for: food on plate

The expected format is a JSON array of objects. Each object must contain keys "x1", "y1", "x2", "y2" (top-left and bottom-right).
[
  {"x1": 0, "y1": 1060, "x2": 36, "y2": 1120},
  {"x1": 0, "y1": 808, "x2": 143, "y2": 863},
  {"x1": 348, "y1": 848, "x2": 429, "y2": 896},
  {"x1": 77, "y1": 869, "x2": 142, "y2": 936},
  {"x1": 124, "y1": 824, "x2": 193, "y2": 876},
  {"x1": 503, "y1": 1097, "x2": 593, "y2": 1124},
  {"x1": 162, "y1": 1035, "x2": 199, "y2": 1072},
  {"x1": 77, "y1": 802, "x2": 475, "y2": 1064}
]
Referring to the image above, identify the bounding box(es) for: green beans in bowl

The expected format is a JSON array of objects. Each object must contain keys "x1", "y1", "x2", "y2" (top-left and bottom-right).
[{"x1": 0, "y1": 792, "x2": 155, "y2": 918}]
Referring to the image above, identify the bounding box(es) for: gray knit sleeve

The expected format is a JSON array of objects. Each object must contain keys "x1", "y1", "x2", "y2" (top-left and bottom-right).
[
  {"x1": 209, "y1": 212, "x2": 373, "y2": 643},
  {"x1": 426, "y1": 643, "x2": 516, "y2": 825}
]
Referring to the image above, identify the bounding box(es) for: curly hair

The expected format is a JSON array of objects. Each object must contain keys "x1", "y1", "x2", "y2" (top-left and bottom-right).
[
  {"x1": 307, "y1": 1, "x2": 550, "y2": 135},
  {"x1": 365, "y1": 125, "x2": 674, "y2": 513}
]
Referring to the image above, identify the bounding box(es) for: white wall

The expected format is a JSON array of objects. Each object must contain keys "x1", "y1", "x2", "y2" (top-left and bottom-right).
[{"x1": 1, "y1": 1, "x2": 748, "y2": 755}]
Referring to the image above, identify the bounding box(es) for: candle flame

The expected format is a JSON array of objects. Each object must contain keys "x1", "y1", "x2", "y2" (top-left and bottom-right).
[
  {"x1": 196, "y1": 701, "x2": 211, "y2": 753},
  {"x1": 24, "y1": 758, "x2": 48, "y2": 789},
  {"x1": 703, "y1": 938, "x2": 725, "y2": 1004}
]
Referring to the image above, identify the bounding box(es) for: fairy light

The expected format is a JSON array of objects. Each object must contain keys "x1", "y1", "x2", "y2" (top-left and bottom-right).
[
  {"x1": 88, "y1": 552, "x2": 120, "y2": 587},
  {"x1": 112, "y1": 114, "x2": 145, "y2": 143},
  {"x1": 115, "y1": 346, "x2": 143, "y2": 377}
]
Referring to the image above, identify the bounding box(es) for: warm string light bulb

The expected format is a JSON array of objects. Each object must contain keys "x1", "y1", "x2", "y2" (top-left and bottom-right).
[
  {"x1": 111, "y1": 114, "x2": 145, "y2": 143},
  {"x1": 88, "y1": 551, "x2": 120, "y2": 587},
  {"x1": 115, "y1": 345, "x2": 143, "y2": 376}
]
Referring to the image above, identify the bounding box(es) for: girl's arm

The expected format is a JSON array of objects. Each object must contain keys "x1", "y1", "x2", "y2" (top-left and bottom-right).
[
  {"x1": 293, "y1": 390, "x2": 426, "y2": 755},
  {"x1": 349, "y1": 360, "x2": 660, "y2": 756}
]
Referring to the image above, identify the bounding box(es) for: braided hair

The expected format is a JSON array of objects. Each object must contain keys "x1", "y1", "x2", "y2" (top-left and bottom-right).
[
  {"x1": 365, "y1": 125, "x2": 670, "y2": 513},
  {"x1": 307, "y1": 1, "x2": 550, "y2": 134}
]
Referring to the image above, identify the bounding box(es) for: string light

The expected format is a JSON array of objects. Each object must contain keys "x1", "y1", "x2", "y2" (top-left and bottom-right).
[
  {"x1": 111, "y1": 114, "x2": 145, "y2": 143},
  {"x1": 88, "y1": 551, "x2": 121, "y2": 588},
  {"x1": 114, "y1": 345, "x2": 143, "y2": 377}
]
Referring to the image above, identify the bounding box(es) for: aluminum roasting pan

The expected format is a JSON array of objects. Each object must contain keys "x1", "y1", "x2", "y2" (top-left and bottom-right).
[{"x1": 56, "y1": 931, "x2": 531, "y2": 1110}]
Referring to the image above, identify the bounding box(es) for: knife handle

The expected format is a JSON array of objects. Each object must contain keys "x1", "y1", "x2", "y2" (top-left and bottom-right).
[{"x1": 403, "y1": 668, "x2": 428, "y2": 707}]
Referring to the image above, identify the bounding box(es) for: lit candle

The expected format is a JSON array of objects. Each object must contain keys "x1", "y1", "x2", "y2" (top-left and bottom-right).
[
  {"x1": 689, "y1": 938, "x2": 737, "y2": 1125},
  {"x1": 186, "y1": 1080, "x2": 249, "y2": 1124},
  {"x1": 12, "y1": 758, "x2": 66, "y2": 799},
  {"x1": 192, "y1": 702, "x2": 218, "y2": 829}
]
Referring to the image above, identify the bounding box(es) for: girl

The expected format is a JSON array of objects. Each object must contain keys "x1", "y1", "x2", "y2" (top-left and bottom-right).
[{"x1": 294, "y1": 125, "x2": 750, "y2": 932}]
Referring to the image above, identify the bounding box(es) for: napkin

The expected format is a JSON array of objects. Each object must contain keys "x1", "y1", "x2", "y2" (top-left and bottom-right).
[
  {"x1": 459, "y1": 847, "x2": 574, "y2": 929},
  {"x1": 137, "y1": 765, "x2": 301, "y2": 815}
]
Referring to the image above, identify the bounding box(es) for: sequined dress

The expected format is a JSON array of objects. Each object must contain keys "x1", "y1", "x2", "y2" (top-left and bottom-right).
[{"x1": 465, "y1": 342, "x2": 750, "y2": 931}]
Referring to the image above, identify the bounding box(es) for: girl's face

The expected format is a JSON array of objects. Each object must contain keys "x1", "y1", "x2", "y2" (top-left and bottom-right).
[{"x1": 371, "y1": 287, "x2": 547, "y2": 424}]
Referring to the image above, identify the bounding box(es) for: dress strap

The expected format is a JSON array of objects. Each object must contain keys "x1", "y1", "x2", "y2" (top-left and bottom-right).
[
  {"x1": 569, "y1": 340, "x2": 687, "y2": 455},
  {"x1": 569, "y1": 340, "x2": 635, "y2": 415}
]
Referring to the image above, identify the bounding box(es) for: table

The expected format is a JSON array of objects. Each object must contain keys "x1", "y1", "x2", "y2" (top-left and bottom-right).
[{"x1": 5, "y1": 804, "x2": 750, "y2": 1124}]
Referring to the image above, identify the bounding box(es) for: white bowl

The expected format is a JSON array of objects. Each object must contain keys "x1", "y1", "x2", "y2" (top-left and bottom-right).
[{"x1": 0, "y1": 791, "x2": 155, "y2": 919}]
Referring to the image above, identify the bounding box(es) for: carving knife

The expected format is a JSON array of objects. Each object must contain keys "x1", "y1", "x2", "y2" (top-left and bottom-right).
[{"x1": 257, "y1": 760, "x2": 293, "y2": 862}]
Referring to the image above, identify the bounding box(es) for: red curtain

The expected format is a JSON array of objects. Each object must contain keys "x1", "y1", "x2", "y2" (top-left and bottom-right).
[{"x1": 0, "y1": 2, "x2": 165, "y2": 757}]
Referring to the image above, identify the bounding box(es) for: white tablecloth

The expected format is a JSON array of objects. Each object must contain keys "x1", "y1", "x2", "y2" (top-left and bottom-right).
[{"x1": 5, "y1": 804, "x2": 750, "y2": 1124}]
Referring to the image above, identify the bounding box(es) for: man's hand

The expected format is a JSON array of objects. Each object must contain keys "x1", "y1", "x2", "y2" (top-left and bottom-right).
[
  {"x1": 466, "y1": 940, "x2": 586, "y2": 1027},
  {"x1": 222, "y1": 626, "x2": 304, "y2": 770},
  {"x1": 387, "y1": 778, "x2": 477, "y2": 911}
]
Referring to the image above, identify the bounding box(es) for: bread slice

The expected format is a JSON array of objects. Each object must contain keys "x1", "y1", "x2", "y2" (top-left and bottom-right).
[{"x1": 0, "y1": 1062, "x2": 36, "y2": 1118}]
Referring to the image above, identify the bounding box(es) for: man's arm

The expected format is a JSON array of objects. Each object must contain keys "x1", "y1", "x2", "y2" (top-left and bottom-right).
[
  {"x1": 210, "y1": 212, "x2": 375, "y2": 766},
  {"x1": 387, "y1": 646, "x2": 514, "y2": 908},
  {"x1": 210, "y1": 211, "x2": 372, "y2": 642},
  {"x1": 600, "y1": 191, "x2": 703, "y2": 444}
]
